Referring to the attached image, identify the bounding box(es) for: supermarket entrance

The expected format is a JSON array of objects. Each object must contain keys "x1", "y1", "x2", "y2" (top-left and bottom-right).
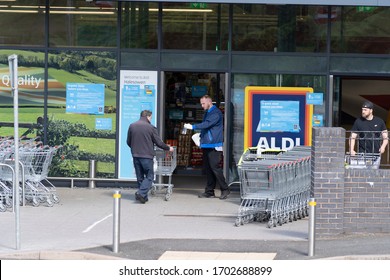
[
  {"x1": 333, "y1": 76, "x2": 390, "y2": 129},
  {"x1": 163, "y1": 72, "x2": 226, "y2": 175}
]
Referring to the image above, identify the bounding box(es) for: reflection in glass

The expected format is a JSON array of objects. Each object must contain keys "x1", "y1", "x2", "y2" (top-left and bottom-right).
[
  {"x1": 49, "y1": 0, "x2": 117, "y2": 48},
  {"x1": 331, "y1": 6, "x2": 390, "y2": 54},
  {"x1": 0, "y1": 0, "x2": 45, "y2": 46},
  {"x1": 121, "y1": 2, "x2": 158, "y2": 49},
  {"x1": 232, "y1": 4, "x2": 327, "y2": 52},
  {"x1": 162, "y1": 2, "x2": 229, "y2": 50}
]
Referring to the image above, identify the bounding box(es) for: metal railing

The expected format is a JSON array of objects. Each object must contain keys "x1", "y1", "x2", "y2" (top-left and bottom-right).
[{"x1": 345, "y1": 130, "x2": 390, "y2": 168}]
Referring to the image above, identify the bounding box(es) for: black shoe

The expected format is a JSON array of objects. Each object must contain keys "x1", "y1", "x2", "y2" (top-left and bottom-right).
[
  {"x1": 135, "y1": 192, "x2": 147, "y2": 204},
  {"x1": 219, "y1": 190, "x2": 231, "y2": 200},
  {"x1": 198, "y1": 192, "x2": 215, "y2": 198}
]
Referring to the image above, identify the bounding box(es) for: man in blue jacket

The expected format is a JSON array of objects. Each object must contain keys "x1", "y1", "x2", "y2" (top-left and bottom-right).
[
  {"x1": 184, "y1": 95, "x2": 230, "y2": 199},
  {"x1": 127, "y1": 110, "x2": 174, "y2": 204}
]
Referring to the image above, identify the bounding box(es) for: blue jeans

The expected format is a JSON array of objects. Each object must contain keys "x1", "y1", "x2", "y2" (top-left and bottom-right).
[{"x1": 133, "y1": 157, "x2": 154, "y2": 199}]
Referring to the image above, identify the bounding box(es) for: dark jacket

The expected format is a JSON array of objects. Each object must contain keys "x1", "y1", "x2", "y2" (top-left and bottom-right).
[
  {"x1": 126, "y1": 116, "x2": 170, "y2": 159},
  {"x1": 192, "y1": 105, "x2": 224, "y2": 148}
]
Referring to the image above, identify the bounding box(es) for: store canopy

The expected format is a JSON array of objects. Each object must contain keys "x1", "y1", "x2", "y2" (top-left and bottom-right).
[{"x1": 118, "y1": 0, "x2": 390, "y2": 7}]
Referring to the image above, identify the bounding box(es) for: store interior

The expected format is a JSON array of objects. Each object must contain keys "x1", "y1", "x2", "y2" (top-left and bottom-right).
[
  {"x1": 164, "y1": 72, "x2": 225, "y2": 175},
  {"x1": 339, "y1": 77, "x2": 390, "y2": 129}
]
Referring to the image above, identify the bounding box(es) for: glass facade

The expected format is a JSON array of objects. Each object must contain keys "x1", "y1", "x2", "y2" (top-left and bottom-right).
[
  {"x1": 331, "y1": 6, "x2": 390, "y2": 54},
  {"x1": 47, "y1": 50, "x2": 116, "y2": 177},
  {"x1": 0, "y1": 50, "x2": 44, "y2": 136},
  {"x1": 229, "y1": 73, "x2": 326, "y2": 182},
  {"x1": 162, "y1": 2, "x2": 229, "y2": 50},
  {"x1": 48, "y1": 0, "x2": 117, "y2": 48},
  {"x1": 0, "y1": 1, "x2": 46, "y2": 46},
  {"x1": 232, "y1": 5, "x2": 328, "y2": 52},
  {"x1": 1, "y1": 1, "x2": 390, "y2": 181},
  {"x1": 121, "y1": 2, "x2": 159, "y2": 49}
]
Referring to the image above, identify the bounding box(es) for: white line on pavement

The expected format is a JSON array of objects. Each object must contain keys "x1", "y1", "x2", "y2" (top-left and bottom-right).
[{"x1": 82, "y1": 214, "x2": 112, "y2": 233}]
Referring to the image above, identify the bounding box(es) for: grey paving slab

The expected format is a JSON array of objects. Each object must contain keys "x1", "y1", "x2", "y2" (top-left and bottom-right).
[
  {"x1": 1, "y1": 177, "x2": 390, "y2": 260},
  {"x1": 0, "y1": 184, "x2": 307, "y2": 255}
]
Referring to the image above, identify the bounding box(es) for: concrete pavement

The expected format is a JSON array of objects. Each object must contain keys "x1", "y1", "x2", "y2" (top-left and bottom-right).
[{"x1": 1, "y1": 175, "x2": 390, "y2": 260}]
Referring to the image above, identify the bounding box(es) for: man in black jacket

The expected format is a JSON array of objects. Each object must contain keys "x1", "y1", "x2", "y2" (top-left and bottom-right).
[{"x1": 127, "y1": 110, "x2": 174, "y2": 203}]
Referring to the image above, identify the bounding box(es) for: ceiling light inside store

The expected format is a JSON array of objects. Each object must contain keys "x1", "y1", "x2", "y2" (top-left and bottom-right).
[
  {"x1": 0, "y1": 9, "x2": 38, "y2": 13},
  {"x1": 0, "y1": 5, "x2": 115, "y2": 14},
  {"x1": 0, "y1": 5, "x2": 212, "y2": 14},
  {"x1": 50, "y1": 11, "x2": 114, "y2": 14},
  {"x1": 149, "y1": 8, "x2": 213, "y2": 13}
]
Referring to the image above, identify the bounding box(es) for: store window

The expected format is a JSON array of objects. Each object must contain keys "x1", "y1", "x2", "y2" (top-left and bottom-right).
[
  {"x1": 0, "y1": 50, "x2": 44, "y2": 138},
  {"x1": 48, "y1": 0, "x2": 117, "y2": 48},
  {"x1": 331, "y1": 6, "x2": 390, "y2": 54},
  {"x1": 229, "y1": 73, "x2": 326, "y2": 183},
  {"x1": 121, "y1": 2, "x2": 158, "y2": 49},
  {"x1": 232, "y1": 4, "x2": 328, "y2": 52},
  {"x1": 162, "y1": 2, "x2": 229, "y2": 50},
  {"x1": 47, "y1": 50, "x2": 117, "y2": 178},
  {"x1": 0, "y1": 1, "x2": 45, "y2": 46}
]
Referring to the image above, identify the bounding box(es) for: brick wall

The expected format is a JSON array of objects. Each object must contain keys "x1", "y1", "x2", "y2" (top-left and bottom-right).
[
  {"x1": 312, "y1": 127, "x2": 345, "y2": 236},
  {"x1": 344, "y1": 169, "x2": 390, "y2": 233},
  {"x1": 312, "y1": 127, "x2": 390, "y2": 237}
]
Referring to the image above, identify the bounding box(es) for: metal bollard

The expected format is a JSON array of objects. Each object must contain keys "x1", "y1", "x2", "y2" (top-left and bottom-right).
[
  {"x1": 112, "y1": 190, "x2": 121, "y2": 253},
  {"x1": 308, "y1": 197, "x2": 316, "y2": 257},
  {"x1": 88, "y1": 160, "x2": 96, "y2": 189}
]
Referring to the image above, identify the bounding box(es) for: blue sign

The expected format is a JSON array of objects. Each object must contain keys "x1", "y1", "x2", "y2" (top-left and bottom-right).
[
  {"x1": 306, "y1": 92, "x2": 324, "y2": 105},
  {"x1": 192, "y1": 86, "x2": 208, "y2": 97},
  {"x1": 245, "y1": 86, "x2": 313, "y2": 150},
  {"x1": 144, "y1": 85, "x2": 156, "y2": 96},
  {"x1": 95, "y1": 118, "x2": 112, "y2": 130},
  {"x1": 258, "y1": 100, "x2": 300, "y2": 133},
  {"x1": 122, "y1": 84, "x2": 140, "y2": 96},
  {"x1": 66, "y1": 83, "x2": 105, "y2": 115},
  {"x1": 119, "y1": 70, "x2": 158, "y2": 179},
  {"x1": 313, "y1": 114, "x2": 324, "y2": 127}
]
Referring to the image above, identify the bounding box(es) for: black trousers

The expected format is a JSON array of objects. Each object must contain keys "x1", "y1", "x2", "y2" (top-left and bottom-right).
[{"x1": 202, "y1": 148, "x2": 229, "y2": 194}]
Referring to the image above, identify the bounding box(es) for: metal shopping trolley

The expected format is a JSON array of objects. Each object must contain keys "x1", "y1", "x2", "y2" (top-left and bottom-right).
[
  {"x1": 234, "y1": 147, "x2": 285, "y2": 226},
  {"x1": 0, "y1": 164, "x2": 13, "y2": 212},
  {"x1": 266, "y1": 154, "x2": 311, "y2": 228},
  {"x1": 345, "y1": 153, "x2": 381, "y2": 169},
  {"x1": 0, "y1": 137, "x2": 61, "y2": 209},
  {"x1": 0, "y1": 144, "x2": 14, "y2": 211},
  {"x1": 150, "y1": 147, "x2": 177, "y2": 201},
  {"x1": 19, "y1": 145, "x2": 62, "y2": 207},
  {"x1": 235, "y1": 146, "x2": 311, "y2": 228}
]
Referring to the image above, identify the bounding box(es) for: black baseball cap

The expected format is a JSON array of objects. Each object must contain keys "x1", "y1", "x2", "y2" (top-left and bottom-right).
[{"x1": 362, "y1": 101, "x2": 374, "y2": 109}]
